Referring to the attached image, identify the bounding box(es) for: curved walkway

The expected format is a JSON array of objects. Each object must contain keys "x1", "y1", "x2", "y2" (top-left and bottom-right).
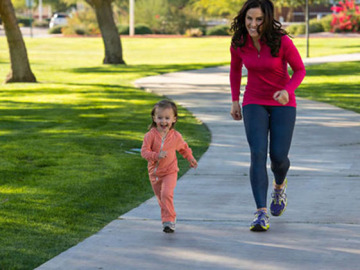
[{"x1": 37, "y1": 54, "x2": 360, "y2": 270}]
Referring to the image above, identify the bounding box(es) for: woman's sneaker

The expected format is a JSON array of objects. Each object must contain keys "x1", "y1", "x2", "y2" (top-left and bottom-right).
[
  {"x1": 250, "y1": 210, "x2": 270, "y2": 232},
  {"x1": 270, "y1": 178, "x2": 288, "y2": 216},
  {"x1": 163, "y1": 221, "x2": 176, "y2": 233}
]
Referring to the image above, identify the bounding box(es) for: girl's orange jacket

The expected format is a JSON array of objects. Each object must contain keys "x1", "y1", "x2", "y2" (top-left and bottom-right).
[{"x1": 141, "y1": 128, "x2": 194, "y2": 179}]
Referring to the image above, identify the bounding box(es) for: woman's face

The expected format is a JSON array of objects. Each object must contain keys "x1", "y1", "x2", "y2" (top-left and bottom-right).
[{"x1": 245, "y1": 7, "x2": 264, "y2": 40}]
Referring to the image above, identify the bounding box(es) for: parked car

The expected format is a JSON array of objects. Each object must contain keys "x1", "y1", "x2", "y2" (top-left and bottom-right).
[{"x1": 49, "y1": 13, "x2": 68, "y2": 28}]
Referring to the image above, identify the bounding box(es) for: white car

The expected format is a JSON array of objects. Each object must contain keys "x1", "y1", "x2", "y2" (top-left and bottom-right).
[{"x1": 49, "y1": 13, "x2": 68, "y2": 28}]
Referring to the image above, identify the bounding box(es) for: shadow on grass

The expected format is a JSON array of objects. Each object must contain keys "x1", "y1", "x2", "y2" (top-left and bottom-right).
[
  {"x1": 298, "y1": 83, "x2": 360, "y2": 114},
  {"x1": 304, "y1": 61, "x2": 360, "y2": 77},
  {"x1": 70, "y1": 63, "x2": 228, "y2": 75},
  {"x1": 0, "y1": 62, "x2": 213, "y2": 269}
]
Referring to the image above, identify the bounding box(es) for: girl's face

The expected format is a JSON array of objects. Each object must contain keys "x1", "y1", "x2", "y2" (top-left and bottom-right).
[
  {"x1": 153, "y1": 107, "x2": 176, "y2": 135},
  {"x1": 245, "y1": 7, "x2": 264, "y2": 40}
]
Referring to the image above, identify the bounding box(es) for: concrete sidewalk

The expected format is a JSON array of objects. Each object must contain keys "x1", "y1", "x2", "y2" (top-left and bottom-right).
[{"x1": 36, "y1": 55, "x2": 360, "y2": 270}]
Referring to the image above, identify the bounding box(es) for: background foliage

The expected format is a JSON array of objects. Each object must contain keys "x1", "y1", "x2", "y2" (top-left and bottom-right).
[{"x1": 331, "y1": 0, "x2": 360, "y2": 32}]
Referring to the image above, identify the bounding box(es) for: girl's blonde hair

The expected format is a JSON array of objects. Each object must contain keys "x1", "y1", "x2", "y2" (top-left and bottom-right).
[{"x1": 149, "y1": 100, "x2": 178, "y2": 130}]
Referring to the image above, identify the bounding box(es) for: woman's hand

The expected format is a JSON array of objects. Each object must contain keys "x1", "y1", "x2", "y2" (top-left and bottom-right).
[
  {"x1": 230, "y1": 101, "x2": 242, "y2": 121},
  {"x1": 273, "y1": 90, "x2": 289, "y2": 105}
]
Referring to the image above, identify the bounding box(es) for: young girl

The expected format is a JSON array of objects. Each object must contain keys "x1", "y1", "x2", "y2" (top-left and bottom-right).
[{"x1": 141, "y1": 100, "x2": 198, "y2": 233}]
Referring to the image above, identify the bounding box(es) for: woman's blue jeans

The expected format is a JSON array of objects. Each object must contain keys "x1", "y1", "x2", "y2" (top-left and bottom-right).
[{"x1": 243, "y1": 104, "x2": 296, "y2": 209}]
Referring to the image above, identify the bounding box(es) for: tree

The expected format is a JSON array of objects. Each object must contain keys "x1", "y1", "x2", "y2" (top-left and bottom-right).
[
  {"x1": 0, "y1": 0, "x2": 37, "y2": 83},
  {"x1": 273, "y1": 0, "x2": 330, "y2": 21},
  {"x1": 135, "y1": 0, "x2": 168, "y2": 33},
  {"x1": 85, "y1": 0, "x2": 126, "y2": 64},
  {"x1": 191, "y1": 0, "x2": 246, "y2": 18}
]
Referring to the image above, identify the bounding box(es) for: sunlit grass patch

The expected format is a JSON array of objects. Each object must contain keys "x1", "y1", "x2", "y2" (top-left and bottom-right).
[
  {"x1": 0, "y1": 38, "x2": 217, "y2": 269},
  {"x1": 298, "y1": 61, "x2": 360, "y2": 113}
]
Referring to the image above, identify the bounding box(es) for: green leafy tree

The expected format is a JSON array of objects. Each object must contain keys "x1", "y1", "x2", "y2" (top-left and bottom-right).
[
  {"x1": 135, "y1": 0, "x2": 168, "y2": 33},
  {"x1": 12, "y1": 0, "x2": 73, "y2": 13},
  {"x1": 0, "y1": 0, "x2": 37, "y2": 83},
  {"x1": 133, "y1": 0, "x2": 200, "y2": 34},
  {"x1": 273, "y1": 0, "x2": 331, "y2": 21},
  {"x1": 12, "y1": 0, "x2": 27, "y2": 10},
  {"x1": 191, "y1": 0, "x2": 246, "y2": 18},
  {"x1": 166, "y1": 0, "x2": 201, "y2": 33}
]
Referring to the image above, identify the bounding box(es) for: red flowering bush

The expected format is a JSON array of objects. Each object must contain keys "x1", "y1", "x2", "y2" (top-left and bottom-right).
[{"x1": 331, "y1": 0, "x2": 360, "y2": 32}]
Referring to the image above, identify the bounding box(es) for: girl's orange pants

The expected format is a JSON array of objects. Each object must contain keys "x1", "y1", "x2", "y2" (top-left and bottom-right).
[{"x1": 150, "y1": 173, "x2": 177, "y2": 223}]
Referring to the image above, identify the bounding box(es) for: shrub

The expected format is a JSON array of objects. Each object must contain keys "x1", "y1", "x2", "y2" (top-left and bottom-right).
[
  {"x1": 33, "y1": 20, "x2": 49, "y2": 28},
  {"x1": 118, "y1": 25, "x2": 130, "y2": 35},
  {"x1": 48, "y1": 25, "x2": 63, "y2": 34},
  {"x1": 319, "y1": 14, "x2": 333, "y2": 32},
  {"x1": 206, "y1": 25, "x2": 230, "y2": 36},
  {"x1": 309, "y1": 20, "x2": 324, "y2": 33},
  {"x1": 17, "y1": 15, "x2": 32, "y2": 27},
  {"x1": 286, "y1": 23, "x2": 301, "y2": 35},
  {"x1": 185, "y1": 28, "x2": 203, "y2": 37},
  {"x1": 296, "y1": 24, "x2": 306, "y2": 35},
  {"x1": 74, "y1": 27, "x2": 86, "y2": 35},
  {"x1": 286, "y1": 23, "x2": 307, "y2": 35},
  {"x1": 286, "y1": 21, "x2": 324, "y2": 35},
  {"x1": 331, "y1": 0, "x2": 360, "y2": 32},
  {"x1": 117, "y1": 24, "x2": 153, "y2": 35},
  {"x1": 62, "y1": 9, "x2": 101, "y2": 36},
  {"x1": 135, "y1": 24, "x2": 153, "y2": 34}
]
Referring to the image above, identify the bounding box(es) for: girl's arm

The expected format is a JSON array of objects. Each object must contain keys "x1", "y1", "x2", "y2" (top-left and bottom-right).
[
  {"x1": 141, "y1": 133, "x2": 160, "y2": 162},
  {"x1": 176, "y1": 134, "x2": 197, "y2": 168}
]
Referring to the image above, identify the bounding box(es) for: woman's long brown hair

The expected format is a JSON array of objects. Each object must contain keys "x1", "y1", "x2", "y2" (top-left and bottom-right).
[{"x1": 230, "y1": 0, "x2": 290, "y2": 57}]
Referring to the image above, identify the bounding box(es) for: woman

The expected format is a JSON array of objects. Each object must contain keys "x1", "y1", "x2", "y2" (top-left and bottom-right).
[{"x1": 229, "y1": 0, "x2": 306, "y2": 231}]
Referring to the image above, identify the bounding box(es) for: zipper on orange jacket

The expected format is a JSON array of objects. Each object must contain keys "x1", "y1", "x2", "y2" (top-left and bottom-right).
[{"x1": 153, "y1": 135, "x2": 166, "y2": 181}]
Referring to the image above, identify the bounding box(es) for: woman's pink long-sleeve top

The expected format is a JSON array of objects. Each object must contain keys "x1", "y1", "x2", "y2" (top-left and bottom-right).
[
  {"x1": 141, "y1": 128, "x2": 194, "y2": 179},
  {"x1": 230, "y1": 34, "x2": 306, "y2": 107}
]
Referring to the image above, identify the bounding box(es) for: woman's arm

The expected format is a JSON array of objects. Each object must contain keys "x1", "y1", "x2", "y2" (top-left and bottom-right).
[
  {"x1": 230, "y1": 45, "x2": 243, "y2": 102},
  {"x1": 230, "y1": 46, "x2": 243, "y2": 120},
  {"x1": 282, "y1": 36, "x2": 306, "y2": 95}
]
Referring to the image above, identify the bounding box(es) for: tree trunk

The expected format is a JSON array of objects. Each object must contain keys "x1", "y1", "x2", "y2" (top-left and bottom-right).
[
  {"x1": 0, "y1": 0, "x2": 37, "y2": 83},
  {"x1": 87, "y1": 0, "x2": 126, "y2": 64},
  {"x1": 286, "y1": 6, "x2": 294, "y2": 22}
]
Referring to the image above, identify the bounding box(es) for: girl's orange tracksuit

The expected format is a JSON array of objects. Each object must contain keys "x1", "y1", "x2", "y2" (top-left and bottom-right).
[{"x1": 141, "y1": 127, "x2": 195, "y2": 223}]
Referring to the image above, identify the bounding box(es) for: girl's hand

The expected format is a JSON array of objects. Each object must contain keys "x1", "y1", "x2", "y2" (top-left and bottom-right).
[
  {"x1": 158, "y1": 151, "x2": 167, "y2": 159},
  {"x1": 273, "y1": 90, "x2": 289, "y2": 105},
  {"x1": 189, "y1": 158, "x2": 198, "y2": 169},
  {"x1": 230, "y1": 101, "x2": 242, "y2": 120}
]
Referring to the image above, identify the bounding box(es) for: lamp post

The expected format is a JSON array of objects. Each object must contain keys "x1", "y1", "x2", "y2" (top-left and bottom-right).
[
  {"x1": 26, "y1": 0, "x2": 33, "y2": 37},
  {"x1": 129, "y1": 0, "x2": 134, "y2": 36},
  {"x1": 38, "y1": 0, "x2": 42, "y2": 21},
  {"x1": 305, "y1": 0, "x2": 309, "y2": 57}
]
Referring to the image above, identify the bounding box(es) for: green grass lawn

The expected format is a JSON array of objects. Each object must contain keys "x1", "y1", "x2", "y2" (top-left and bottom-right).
[
  {"x1": 0, "y1": 36, "x2": 359, "y2": 269},
  {"x1": 298, "y1": 61, "x2": 360, "y2": 113},
  {"x1": 293, "y1": 36, "x2": 360, "y2": 57},
  {"x1": 0, "y1": 38, "x2": 221, "y2": 270}
]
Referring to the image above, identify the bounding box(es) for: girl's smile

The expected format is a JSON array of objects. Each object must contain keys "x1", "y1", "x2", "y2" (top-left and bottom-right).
[{"x1": 153, "y1": 107, "x2": 177, "y2": 135}]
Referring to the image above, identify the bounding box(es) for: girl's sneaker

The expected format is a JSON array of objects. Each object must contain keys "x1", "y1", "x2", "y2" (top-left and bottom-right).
[
  {"x1": 270, "y1": 178, "x2": 288, "y2": 216},
  {"x1": 163, "y1": 221, "x2": 176, "y2": 233},
  {"x1": 250, "y1": 210, "x2": 270, "y2": 232}
]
